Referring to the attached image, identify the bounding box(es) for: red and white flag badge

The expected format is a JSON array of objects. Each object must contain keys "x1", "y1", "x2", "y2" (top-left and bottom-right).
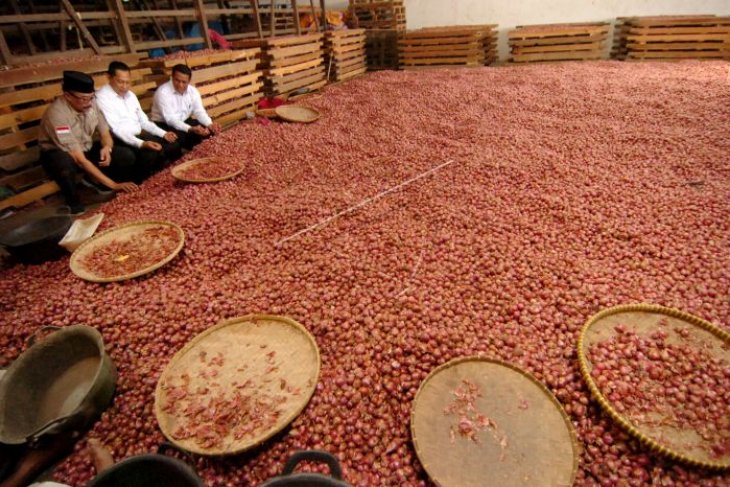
[{"x1": 55, "y1": 126, "x2": 71, "y2": 135}]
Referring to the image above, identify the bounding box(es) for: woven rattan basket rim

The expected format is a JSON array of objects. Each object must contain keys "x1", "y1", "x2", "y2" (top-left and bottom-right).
[
  {"x1": 577, "y1": 303, "x2": 730, "y2": 471},
  {"x1": 69, "y1": 221, "x2": 184, "y2": 283},
  {"x1": 154, "y1": 314, "x2": 321, "y2": 456},
  {"x1": 171, "y1": 157, "x2": 245, "y2": 183},
  {"x1": 275, "y1": 105, "x2": 321, "y2": 123},
  {"x1": 410, "y1": 356, "x2": 580, "y2": 486}
]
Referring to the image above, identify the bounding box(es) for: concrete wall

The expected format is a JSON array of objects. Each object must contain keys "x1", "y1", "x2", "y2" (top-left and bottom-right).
[{"x1": 327, "y1": 0, "x2": 730, "y2": 61}]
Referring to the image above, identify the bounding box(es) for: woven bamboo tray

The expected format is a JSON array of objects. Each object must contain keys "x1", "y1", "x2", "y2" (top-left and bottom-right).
[
  {"x1": 578, "y1": 304, "x2": 730, "y2": 471},
  {"x1": 275, "y1": 105, "x2": 320, "y2": 123},
  {"x1": 154, "y1": 314, "x2": 320, "y2": 456},
  {"x1": 411, "y1": 357, "x2": 579, "y2": 487},
  {"x1": 69, "y1": 221, "x2": 184, "y2": 283},
  {"x1": 171, "y1": 157, "x2": 245, "y2": 183}
]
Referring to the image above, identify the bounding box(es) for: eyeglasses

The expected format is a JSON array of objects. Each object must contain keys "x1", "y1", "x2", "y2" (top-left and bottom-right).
[{"x1": 67, "y1": 92, "x2": 95, "y2": 102}]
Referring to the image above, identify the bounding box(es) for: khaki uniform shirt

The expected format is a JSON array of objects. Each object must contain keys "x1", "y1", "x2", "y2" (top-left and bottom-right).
[{"x1": 38, "y1": 96, "x2": 109, "y2": 153}]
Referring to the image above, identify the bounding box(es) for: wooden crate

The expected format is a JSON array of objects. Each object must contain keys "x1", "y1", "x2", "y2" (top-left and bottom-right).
[
  {"x1": 234, "y1": 34, "x2": 327, "y2": 97},
  {"x1": 622, "y1": 16, "x2": 730, "y2": 61},
  {"x1": 399, "y1": 25, "x2": 498, "y2": 69},
  {"x1": 325, "y1": 29, "x2": 367, "y2": 82},
  {"x1": 139, "y1": 49, "x2": 264, "y2": 126},
  {"x1": 509, "y1": 22, "x2": 610, "y2": 63},
  {"x1": 350, "y1": 1, "x2": 406, "y2": 31},
  {"x1": 0, "y1": 54, "x2": 154, "y2": 212},
  {"x1": 365, "y1": 29, "x2": 400, "y2": 70}
]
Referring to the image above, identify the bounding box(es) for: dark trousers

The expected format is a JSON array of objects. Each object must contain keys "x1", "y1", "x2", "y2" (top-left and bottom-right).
[
  {"x1": 155, "y1": 119, "x2": 209, "y2": 151},
  {"x1": 40, "y1": 142, "x2": 140, "y2": 207},
  {"x1": 112, "y1": 132, "x2": 182, "y2": 173}
]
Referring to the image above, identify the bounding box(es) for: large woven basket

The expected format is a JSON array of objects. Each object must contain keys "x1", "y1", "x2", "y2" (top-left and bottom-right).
[{"x1": 578, "y1": 304, "x2": 730, "y2": 471}]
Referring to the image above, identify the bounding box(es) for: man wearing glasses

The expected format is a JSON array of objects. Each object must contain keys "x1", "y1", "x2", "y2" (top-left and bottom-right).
[
  {"x1": 38, "y1": 71, "x2": 139, "y2": 215},
  {"x1": 96, "y1": 61, "x2": 181, "y2": 174}
]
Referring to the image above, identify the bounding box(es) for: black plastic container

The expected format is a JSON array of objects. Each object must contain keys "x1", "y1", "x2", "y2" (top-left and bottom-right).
[
  {"x1": 87, "y1": 454, "x2": 204, "y2": 487},
  {"x1": 0, "y1": 215, "x2": 72, "y2": 264},
  {"x1": 260, "y1": 451, "x2": 352, "y2": 487}
]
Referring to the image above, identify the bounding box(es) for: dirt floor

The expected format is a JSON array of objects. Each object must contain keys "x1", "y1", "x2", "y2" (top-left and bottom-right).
[{"x1": 1, "y1": 60, "x2": 729, "y2": 486}]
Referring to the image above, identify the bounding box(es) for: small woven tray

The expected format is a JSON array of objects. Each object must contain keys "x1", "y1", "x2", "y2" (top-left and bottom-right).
[
  {"x1": 411, "y1": 357, "x2": 579, "y2": 487},
  {"x1": 275, "y1": 105, "x2": 320, "y2": 123},
  {"x1": 578, "y1": 304, "x2": 730, "y2": 470},
  {"x1": 154, "y1": 314, "x2": 320, "y2": 456},
  {"x1": 69, "y1": 221, "x2": 184, "y2": 283},
  {"x1": 171, "y1": 157, "x2": 244, "y2": 183}
]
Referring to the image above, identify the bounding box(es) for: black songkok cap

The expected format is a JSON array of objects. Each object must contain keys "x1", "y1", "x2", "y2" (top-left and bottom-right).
[{"x1": 62, "y1": 71, "x2": 94, "y2": 94}]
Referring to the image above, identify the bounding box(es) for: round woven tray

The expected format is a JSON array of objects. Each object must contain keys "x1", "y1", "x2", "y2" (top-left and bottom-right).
[
  {"x1": 578, "y1": 304, "x2": 730, "y2": 471},
  {"x1": 154, "y1": 314, "x2": 320, "y2": 456},
  {"x1": 275, "y1": 105, "x2": 320, "y2": 123},
  {"x1": 69, "y1": 221, "x2": 184, "y2": 283},
  {"x1": 171, "y1": 157, "x2": 245, "y2": 183},
  {"x1": 411, "y1": 357, "x2": 579, "y2": 487}
]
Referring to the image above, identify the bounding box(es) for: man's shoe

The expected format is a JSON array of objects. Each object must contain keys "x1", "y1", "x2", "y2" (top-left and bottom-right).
[
  {"x1": 67, "y1": 204, "x2": 86, "y2": 216},
  {"x1": 80, "y1": 177, "x2": 114, "y2": 195},
  {"x1": 80, "y1": 190, "x2": 115, "y2": 205}
]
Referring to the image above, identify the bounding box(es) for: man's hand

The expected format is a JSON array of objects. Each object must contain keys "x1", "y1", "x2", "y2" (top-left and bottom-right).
[
  {"x1": 189, "y1": 125, "x2": 210, "y2": 137},
  {"x1": 208, "y1": 122, "x2": 222, "y2": 134},
  {"x1": 99, "y1": 146, "x2": 112, "y2": 167},
  {"x1": 112, "y1": 181, "x2": 139, "y2": 193},
  {"x1": 141, "y1": 141, "x2": 163, "y2": 151},
  {"x1": 163, "y1": 131, "x2": 178, "y2": 143}
]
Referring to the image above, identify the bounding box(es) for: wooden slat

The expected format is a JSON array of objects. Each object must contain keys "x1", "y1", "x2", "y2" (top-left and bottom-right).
[
  {"x1": 268, "y1": 58, "x2": 323, "y2": 76},
  {"x1": 627, "y1": 34, "x2": 730, "y2": 42},
  {"x1": 0, "y1": 147, "x2": 39, "y2": 172},
  {"x1": 269, "y1": 65, "x2": 325, "y2": 84},
  {"x1": 196, "y1": 72, "x2": 262, "y2": 96},
  {"x1": 0, "y1": 165, "x2": 46, "y2": 192},
  {"x1": 512, "y1": 41, "x2": 605, "y2": 54},
  {"x1": 192, "y1": 60, "x2": 259, "y2": 84},
  {"x1": 511, "y1": 51, "x2": 603, "y2": 62},
  {"x1": 268, "y1": 42, "x2": 324, "y2": 60},
  {"x1": 207, "y1": 89, "x2": 262, "y2": 117},
  {"x1": 269, "y1": 50, "x2": 323, "y2": 68},
  {"x1": 626, "y1": 42, "x2": 729, "y2": 51},
  {"x1": 0, "y1": 104, "x2": 47, "y2": 131},
  {"x1": 0, "y1": 126, "x2": 39, "y2": 152},
  {"x1": 510, "y1": 34, "x2": 608, "y2": 47},
  {"x1": 204, "y1": 81, "x2": 263, "y2": 109},
  {"x1": 0, "y1": 180, "x2": 59, "y2": 211},
  {"x1": 216, "y1": 95, "x2": 262, "y2": 127}
]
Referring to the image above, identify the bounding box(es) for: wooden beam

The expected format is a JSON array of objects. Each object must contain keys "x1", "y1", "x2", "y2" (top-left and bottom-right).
[
  {"x1": 270, "y1": 0, "x2": 276, "y2": 37},
  {"x1": 309, "y1": 0, "x2": 319, "y2": 32},
  {"x1": 320, "y1": 0, "x2": 326, "y2": 32},
  {"x1": 134, "y1": 36, "x2": 205, "y2": 50},
  {"x1": 0, "y1": 30, "x2": 12, "y2": 65},
  {"x1": 169, "y1": 0, "x2": 186, "y2": 40},
  {"x1": 251, "y1": 0, "x2": 263, "y2": 39},
  {"x1": 194, "y1": 0, "x2": 213, "y2": 49},
  {"x1": 59, "y1": 0, "x2": 102, "y2": 54},
  {"x1": 138, "y1": 0, "x2": 170, "y2": 47},
  {"x1": 110, "y1": 0, "x2": 136, "y2": 53},
  {"x1": 124, "y1": 9, "x2": 196, "y2": 18},
  {"x1": 292, "y1": 0, "x2": 301, "y2": 35},
  {"x1": 10, "y1": 0, "x2": 37, "y2": 55},
  {"x1": 60, "y1": 21, "x2": 67, "y2": 52}
]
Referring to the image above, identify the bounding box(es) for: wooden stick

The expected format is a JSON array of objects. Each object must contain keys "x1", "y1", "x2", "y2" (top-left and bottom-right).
[
  {"x1": 309, "y1": 0, "x2": 319, "y2": 31},
  {"x1": 292, "y1": 0, "x2": 301, "y2": 35},
  {"x1": 270, "y1": 0, "x2": 276, "y2": 37},
  {"x1": 60, "y1": 0, "x2": 102, "y2": 54},
  {"x1": 276, "y1": 159, "x2": 455, "y2": 246},
  {"x1": 194, "y1": 0, "x2": 212, "y2": 48},
  {"x1": 110, "y1": 0, "x2": 135, "y2": 53}
]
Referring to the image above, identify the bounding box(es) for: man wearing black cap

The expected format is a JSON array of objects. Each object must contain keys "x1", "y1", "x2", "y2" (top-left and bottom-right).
[{"x1": 38, "y1": 71, "x2": 139, "y2": 214}]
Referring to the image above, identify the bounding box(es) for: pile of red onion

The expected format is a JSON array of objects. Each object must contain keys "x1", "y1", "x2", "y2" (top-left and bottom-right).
[{"x1": 1, "y1": 60, "x2": 728, "y2": 486}]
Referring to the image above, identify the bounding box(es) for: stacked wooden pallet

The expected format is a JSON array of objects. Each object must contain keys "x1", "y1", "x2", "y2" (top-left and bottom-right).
[
  {"x1": 623, "y1": 16, "x2": 730, "y2": 61},
  {"x1": 139, "y1": 49, "x2": 263, "y2": 127},
  {"x1": 349, "y1": 0, "x2": 406, "y2": 31},
  {"x1": 0, "y1": 54, "x2": 151, "y2": 212},
  {"x1": 365, "y1": 29, "x2": 400, "y2": 70},
  {"x1": 234, "y1": 34, "x2": 327, "y2": 97},
  {"x1": 325, "y1": 29, "x2": 367, "y2": 82},
  {"x1": 509, "y1": 22, "x2": 610, "y2": 63},
  {"x1": 399, "y1": 25, "x2": 498, "y2": 69}
]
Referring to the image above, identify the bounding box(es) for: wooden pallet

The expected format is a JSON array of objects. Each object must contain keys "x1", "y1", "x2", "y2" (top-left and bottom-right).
[
  {"x1": 400, "y1": 25, "x2": 498, "y2": 68},
  {"x1": 365, "y1": 29, "x2": 400, "y2": 70},
  {"x1": 325, "y1": 29, "x2": 367, "y2": 82},
  {"x1": 621, "y1": 16, "x2": 730, "y2": 61},
  {"x1": 140, "y1": 49, "x2": 264, "y2": 126},
  {"x1": 350, "y1": 1, "x2": 406, "y2": 31},
  {"x1": 509, "y1": 22, "x2": 610, "y2": 63},
  {"x1": 0, "y1": 55, "x2": 153, "y2": 212},
  {"x1": 234, "y1": 34, "x2": 327, "y2": 96}
]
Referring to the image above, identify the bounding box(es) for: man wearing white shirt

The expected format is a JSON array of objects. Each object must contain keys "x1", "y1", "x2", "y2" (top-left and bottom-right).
[
  {"x1": 96, "y1": 61, "x2": 181, "y2": 176},
  {"x1": 150, "y1": 64, "x2": 221, "y2": 150}
]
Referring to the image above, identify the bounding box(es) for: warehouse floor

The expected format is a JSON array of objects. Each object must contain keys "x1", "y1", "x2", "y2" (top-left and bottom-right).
[{"x1": 1, "y1": 60, "x2": 729, "y2": 485}]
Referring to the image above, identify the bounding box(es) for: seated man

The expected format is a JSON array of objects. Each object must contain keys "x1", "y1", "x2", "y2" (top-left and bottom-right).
[
  {"x1": 150, "y1": 64, "x2": 221, "y2": 150},
  {"x1": 39, "y1": 71, "x2": 138, "y2": 214},
  {"x1": 96, "y1": 61, "x2": 182, "y2": 174}
]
